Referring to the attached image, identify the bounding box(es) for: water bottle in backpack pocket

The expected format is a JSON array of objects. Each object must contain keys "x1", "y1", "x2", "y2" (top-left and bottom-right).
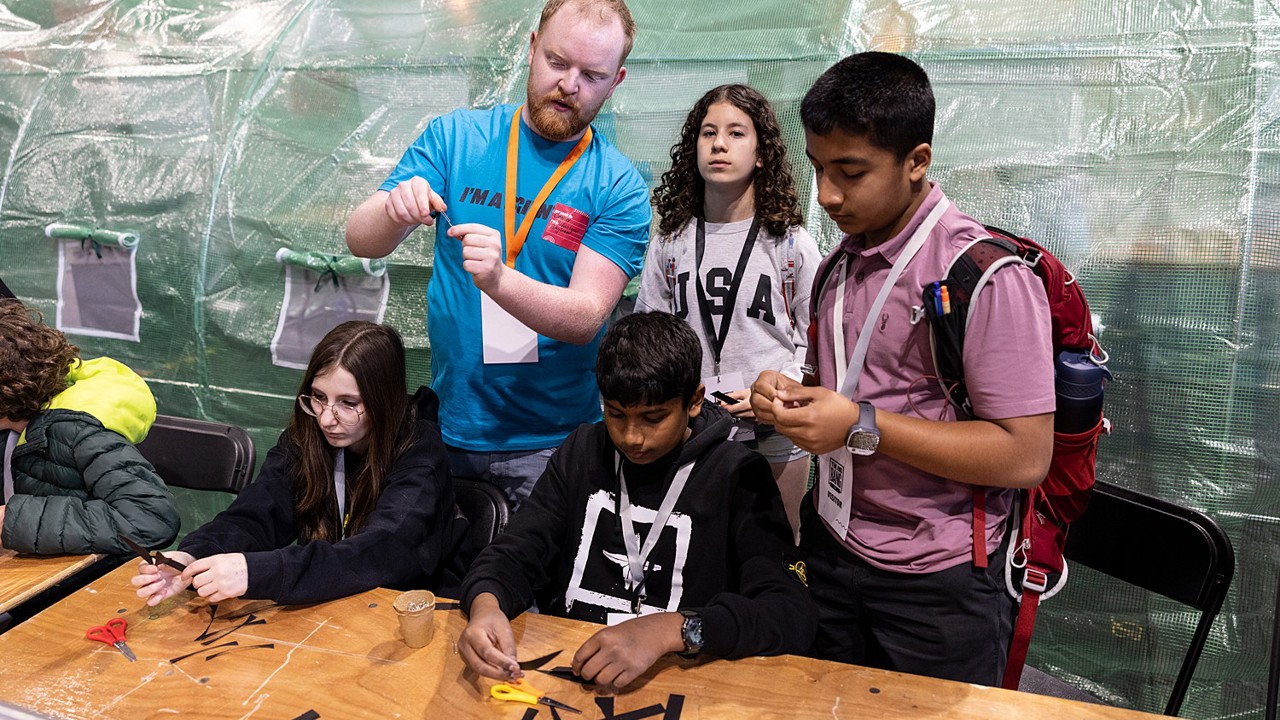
[{"x1": 1054, "y1": 350, "x2": 1112, "y2": 434}]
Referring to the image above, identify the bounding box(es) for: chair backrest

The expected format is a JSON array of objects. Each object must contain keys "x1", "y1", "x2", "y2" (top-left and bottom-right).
[
  {"x1": 453, "y1": 478, "x2": 510, "y2": 550},
  {"x1": 136, "y1": 415, "x2": 256, "y2": 494},
  {"x1": 1063, "y1": 480, "x2": 1235, "y2": 716}
]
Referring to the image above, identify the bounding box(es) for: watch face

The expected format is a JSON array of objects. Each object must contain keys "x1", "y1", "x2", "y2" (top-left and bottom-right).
[
  {"x1": 847, "y1": 429, "x2": 879, "y2": 456},
  {"x1": 682, "y1": 615, "x2": 704, "y2": 651}
]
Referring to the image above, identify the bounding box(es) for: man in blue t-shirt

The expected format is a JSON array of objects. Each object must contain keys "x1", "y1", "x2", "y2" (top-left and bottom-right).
[{"x1": 346, "y1": 0, "x2": 650, "y2": 509}]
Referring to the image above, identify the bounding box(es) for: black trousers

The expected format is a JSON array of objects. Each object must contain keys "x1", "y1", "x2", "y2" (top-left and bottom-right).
[{"x1": 800, "y1": 497, "x2": 1015, "y2": 685}]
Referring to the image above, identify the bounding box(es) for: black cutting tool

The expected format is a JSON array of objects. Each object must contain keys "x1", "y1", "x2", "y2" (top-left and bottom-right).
[{"x1": 118, "y1": 533, "x2": 188, "y2": 572}]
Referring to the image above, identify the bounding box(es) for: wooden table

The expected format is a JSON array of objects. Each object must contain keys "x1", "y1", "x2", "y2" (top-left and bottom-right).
[
  {"x1": 0, "y1": 564, "x2": 1167, "y2": 719},
  {"x1": 0, "y1": 549, "x2": 105, "y2": 615}
]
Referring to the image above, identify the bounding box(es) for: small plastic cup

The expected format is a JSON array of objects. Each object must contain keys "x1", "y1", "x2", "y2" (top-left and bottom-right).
[{"x1": 393, "y1": 590, "x2": 436, "y2": 648}]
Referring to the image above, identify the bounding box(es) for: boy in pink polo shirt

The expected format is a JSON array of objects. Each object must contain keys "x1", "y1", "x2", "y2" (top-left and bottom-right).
[{"x1": 751, "y1": 52, "x2": 1056, "y2": 685}]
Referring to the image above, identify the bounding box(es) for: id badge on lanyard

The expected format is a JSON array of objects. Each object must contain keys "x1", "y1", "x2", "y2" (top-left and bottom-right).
[
  {"x1": 612, "y1": 453, "x2": 695, "y2": 621},
  {"x1": 481, "y1": 106, "x2": 592, "y2": 365},
  {"x1": 481, "y1": 294, "x2": 539, "y2": 363},
  {"x1": 815, "y1": 198, "x2": 951, "y2": 537}
]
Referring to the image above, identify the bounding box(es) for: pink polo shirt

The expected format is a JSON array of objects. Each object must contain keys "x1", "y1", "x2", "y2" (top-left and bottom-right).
[{"x1": 810, "y1": 183, "x2": 1055, "y2": 573}]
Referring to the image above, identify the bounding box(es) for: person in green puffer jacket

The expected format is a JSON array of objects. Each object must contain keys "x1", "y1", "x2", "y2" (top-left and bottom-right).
[{"x1": 0, "y1": 300, "x2": 179, "y2": 555}]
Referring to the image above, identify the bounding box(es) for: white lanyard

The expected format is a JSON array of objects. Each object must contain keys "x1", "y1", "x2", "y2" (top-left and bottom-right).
[
  {"x1": 616, "y1": 452, "x2": 696, "y2": 614},
  {"x1": 833, "y1": 198, "x2": 950, "y2": 398},
  {"x1": 818, "y1": 198, "x2": 950, "y2": 540},
  {"x1": 334, "y1": 449, "x2": 347, "y2": 539},
  {"x1": 3, "y1": 431, "x2": 16, "y2": 503}
]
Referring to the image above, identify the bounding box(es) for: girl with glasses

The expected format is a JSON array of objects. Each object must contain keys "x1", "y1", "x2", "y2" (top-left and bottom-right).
[{"x1": 132, "y1": 321, "x2": 468, "y2": 605}]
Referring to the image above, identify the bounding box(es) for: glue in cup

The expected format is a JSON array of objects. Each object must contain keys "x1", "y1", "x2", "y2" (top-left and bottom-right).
[{"x1": 393, "y1": 590, "x2": 436, "y2": 648}]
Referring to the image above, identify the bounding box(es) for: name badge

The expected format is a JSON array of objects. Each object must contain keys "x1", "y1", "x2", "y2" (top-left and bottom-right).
[
  {"x1": 606, "y1": 607, "x2": 659, "y2": 626},
  {"x1": 480, "y1": 292, "x2": 539, "y2": 364},
  {"x1": 816, "y1": 448, "x2": 853, "y2": 538},
  {"x1": 542, "y1": 202, "x2": 589, "y2": 253}
]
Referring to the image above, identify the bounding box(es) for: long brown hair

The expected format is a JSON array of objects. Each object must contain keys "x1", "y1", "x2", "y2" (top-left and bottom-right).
[
  {"x1": 290, "y1": 321, "x2": 414, "y2": 542},
  {"x1": 651, "y1": 84, "x2": 803, "y2": 238}
]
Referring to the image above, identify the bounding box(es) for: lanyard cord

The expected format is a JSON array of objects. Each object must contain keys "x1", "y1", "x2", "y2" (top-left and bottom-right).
[
  {"x1": 693, "y1": 216, "x2": 760, "y2": 375},
  {"x1": 615, "y1": 452, "x2": 696, "y2": 612},
  {"x1": 502, "y1": 106, "x2": 593, "y2": 268},
  {"x1": 833, "y1": 198, "x2": 951, "y2": 398},
  {"x1": 334, "y1": 449, "x2": 347, "y2": 540}
]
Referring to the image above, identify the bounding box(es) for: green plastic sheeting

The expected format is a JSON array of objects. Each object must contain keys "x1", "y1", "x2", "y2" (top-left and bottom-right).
[{"x1": 0, "y1": 1, "x2": 1276, "y2": 717}]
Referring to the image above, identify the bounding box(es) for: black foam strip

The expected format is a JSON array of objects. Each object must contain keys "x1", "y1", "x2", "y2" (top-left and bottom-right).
[
  {"x1": 610, "y1": 704, "x2": 664, "y2": 720},
  {"x1": 662, "y1": 694, "x2": 684, "y2": 720},
  {"x1": 201, "y1": 615, "x2": 267, "y2": 646},
  {"x1": 291, "y1": 711, "x2": 320, "y2": 720},
  {"x1": 193, "y1": 604, "x2": 219, "y2": 642},
  {"x1": 170, "y1": 641, "x2": 237, "y2": 664},
  {"x1": 205, "y1": 643, "x2": 276, "y2": 661},
  {"x1": 595, "y1": 697, "x2": 614, "y2": 717}
]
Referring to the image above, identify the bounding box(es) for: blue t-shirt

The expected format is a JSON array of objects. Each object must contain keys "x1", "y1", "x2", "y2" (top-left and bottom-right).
[{"x1": 381, "y1": 104, "x2": 651, "y2": 451}]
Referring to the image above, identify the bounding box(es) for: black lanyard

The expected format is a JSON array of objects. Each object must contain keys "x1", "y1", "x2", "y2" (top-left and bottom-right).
[{"x1": 694, "y1": 216, "x2": 760, "y2": 375}]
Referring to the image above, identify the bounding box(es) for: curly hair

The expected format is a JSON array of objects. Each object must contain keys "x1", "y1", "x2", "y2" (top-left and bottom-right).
[
  {"x1": 0, "y1": 300, "x2": 80, "y2": 421},
  {"x1": 652, "y1": 84, "x2": 803, "y2": 238}
]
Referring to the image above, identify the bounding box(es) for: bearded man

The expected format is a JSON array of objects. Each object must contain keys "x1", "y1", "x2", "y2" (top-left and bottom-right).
[{"x1": 346, "y1": 0, "x2": 649, "y2": 509}]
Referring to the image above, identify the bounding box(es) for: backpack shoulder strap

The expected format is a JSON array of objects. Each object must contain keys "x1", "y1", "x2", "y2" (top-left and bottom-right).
[
  {"x1": 811, "y1": 250, "x2": 844, "y2": 315},
  {"x1": 782, "y1": 229, "x2": 798, "y2": 329}
]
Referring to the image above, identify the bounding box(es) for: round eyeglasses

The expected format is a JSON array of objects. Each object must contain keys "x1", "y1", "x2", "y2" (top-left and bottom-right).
[{"x1": 297, "y1": 394, "x2": 365, "y2": 426}]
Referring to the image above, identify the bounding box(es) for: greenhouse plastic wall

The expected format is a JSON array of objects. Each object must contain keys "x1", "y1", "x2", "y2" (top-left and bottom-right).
[{"x1": 0, "y1": 0, "x2": 1276, "y2": 717}]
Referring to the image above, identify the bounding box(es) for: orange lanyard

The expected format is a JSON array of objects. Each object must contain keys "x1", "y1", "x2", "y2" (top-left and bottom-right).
[{"x1": 503, "y1": 104, "x2": 593, "y2": 268}]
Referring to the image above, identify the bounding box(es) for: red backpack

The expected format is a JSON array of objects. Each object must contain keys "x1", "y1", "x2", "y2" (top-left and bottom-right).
[{"x1": 919, "y1": 226, "x2": 1110, "y2": 689}]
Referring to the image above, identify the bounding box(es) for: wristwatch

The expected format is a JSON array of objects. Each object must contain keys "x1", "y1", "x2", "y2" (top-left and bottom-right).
[
  {"x1": 845, "y1": 401, "x2": 880, "y2": 456},
  {"x1": 678, "y1": 609, "x2": 704, "y2": 655}
]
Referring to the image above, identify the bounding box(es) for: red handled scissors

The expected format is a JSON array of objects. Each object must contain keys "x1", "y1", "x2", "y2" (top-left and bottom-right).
[{"x1": 86, "y1": 617, "x2": 137, "y2": 662}]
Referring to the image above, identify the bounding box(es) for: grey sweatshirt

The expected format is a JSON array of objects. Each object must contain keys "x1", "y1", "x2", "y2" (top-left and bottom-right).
[{"x1": 636, "y1": 217, "x2": 820, "y2": 387}]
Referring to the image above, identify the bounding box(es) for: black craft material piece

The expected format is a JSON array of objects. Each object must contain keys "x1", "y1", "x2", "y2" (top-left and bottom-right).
[
  {"x1": 170, "y1": 641, "x2": 237, "y2": 664},
  {"x1": 201, "y1": 615, "x2": 266, "y2": 645},
  {"x1": 205, "y1": 643, "x2": 275, "y2": 661}
]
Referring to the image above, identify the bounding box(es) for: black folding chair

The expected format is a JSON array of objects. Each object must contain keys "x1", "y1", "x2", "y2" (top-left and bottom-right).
[
  {"x1": 1021, "y1": 480, "x2": 1234, "y2": 716},
  {"x1": 136, "y1": 415, "x2": 256, "y2": 494},
  {"x1": 453, "y1": 478, "x2": 510, "y2": 551}
]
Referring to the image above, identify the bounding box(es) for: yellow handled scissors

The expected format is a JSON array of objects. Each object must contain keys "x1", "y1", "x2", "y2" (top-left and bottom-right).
[{"x1": 490, "y1": 680, "x2": 581, "y2": 714}]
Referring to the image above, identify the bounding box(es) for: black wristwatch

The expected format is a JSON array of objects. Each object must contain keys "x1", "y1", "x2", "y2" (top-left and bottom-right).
[
  {"x1": 678, "y1": 609, "x2": 704, "y2": 655},
  {"x1": 845, "y1": 401, "x2": 880, "y2": 456}
]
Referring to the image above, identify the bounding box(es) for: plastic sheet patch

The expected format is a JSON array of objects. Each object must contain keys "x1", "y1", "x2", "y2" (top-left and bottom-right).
[
  {"x1": 269, "y1": 249, "x2": 390, "y2": 369},
  {"x1": 47, "y1": 223, "x2": 142, "y2": 341}
]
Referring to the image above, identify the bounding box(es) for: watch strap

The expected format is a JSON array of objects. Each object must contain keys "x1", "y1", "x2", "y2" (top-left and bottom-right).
[
  {"x1": 855, "y1": 401, "x2": 876, "y2": 432},
  {"x1": 845, "y1": 401, "x2": 881, "y2": 456}
]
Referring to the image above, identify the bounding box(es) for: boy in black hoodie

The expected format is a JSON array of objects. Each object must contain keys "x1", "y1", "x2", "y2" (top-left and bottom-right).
[{"x1": 459, "y1": 312, "x2": 814, "y2": 688}]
